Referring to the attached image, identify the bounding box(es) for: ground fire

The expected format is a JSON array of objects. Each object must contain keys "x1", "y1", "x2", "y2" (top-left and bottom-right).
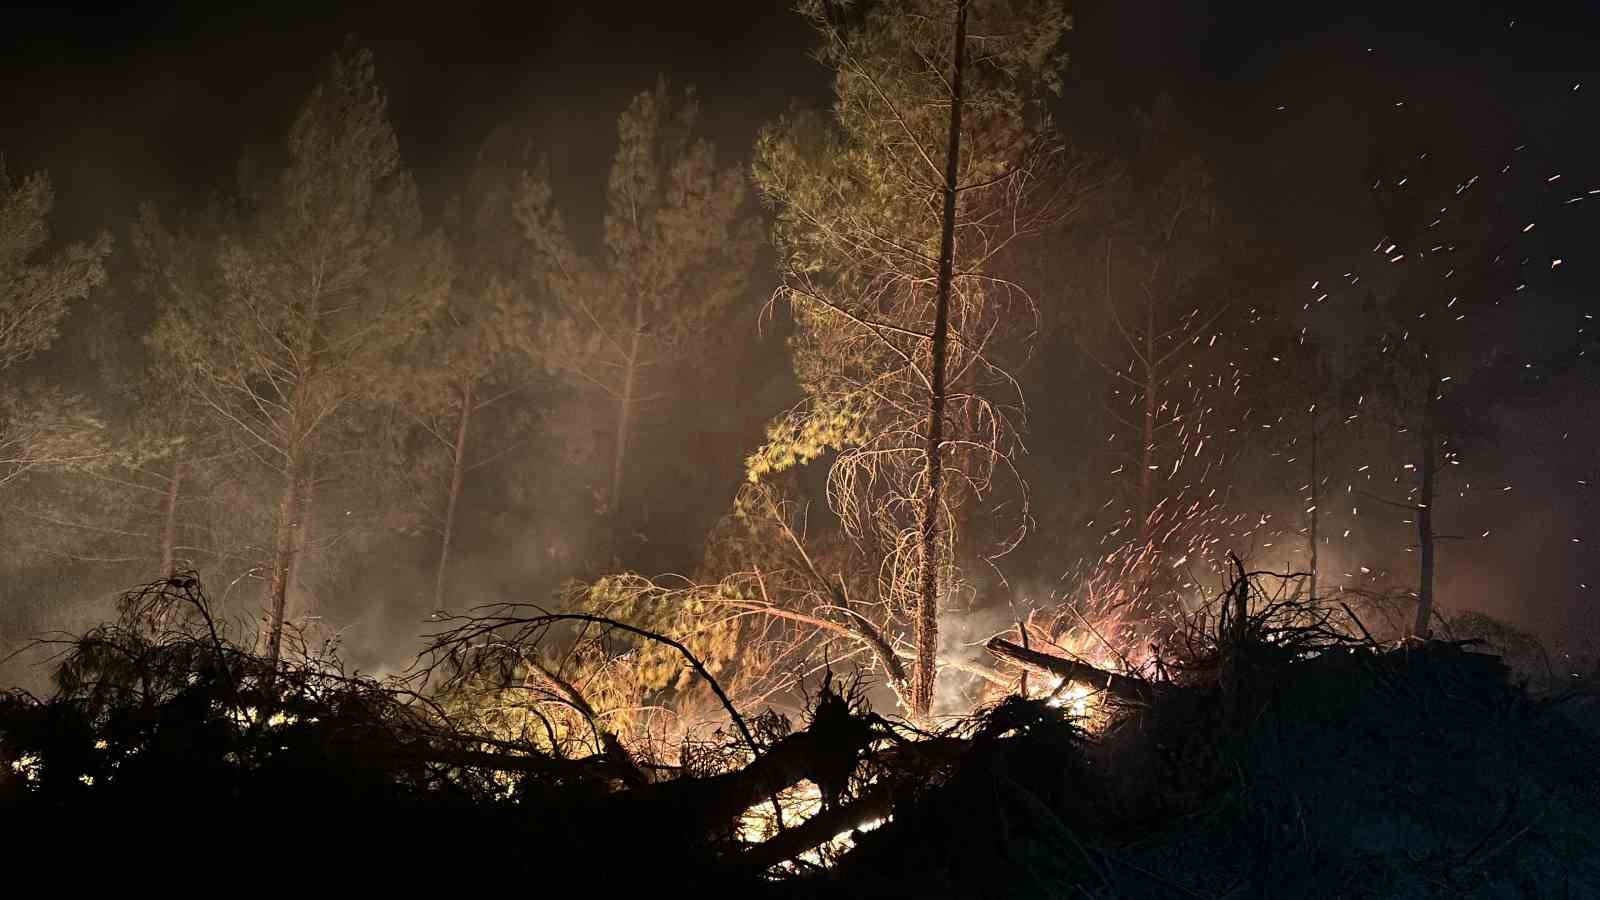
[{"x1": 3, "y1": 0, "x2": 1600, "y2": 895}]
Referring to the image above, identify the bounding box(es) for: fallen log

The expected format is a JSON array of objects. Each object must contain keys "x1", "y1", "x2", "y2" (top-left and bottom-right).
[
  {"x1": 598, "y1": 681, "x2": 880, "y2": 845},
  {"x1": 395, "y1": 743, "x2": 622, "y2": 780},
  {"x1": 737, "y1": 781, "x2": 895, "y2": 873},
  {"x1": 984, "y1": 638, "x2": 1159, "y2": 705}
]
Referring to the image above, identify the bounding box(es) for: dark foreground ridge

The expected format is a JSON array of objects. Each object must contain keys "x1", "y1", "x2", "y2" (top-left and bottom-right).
[{"x1": 2, "y1": 575, "x2": 1597, "y2": 897}]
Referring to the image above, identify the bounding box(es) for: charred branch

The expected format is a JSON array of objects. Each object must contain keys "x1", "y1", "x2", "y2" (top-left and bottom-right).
[{"x1": 984, "y1": 637, "x2": 1159, "y2": 705}]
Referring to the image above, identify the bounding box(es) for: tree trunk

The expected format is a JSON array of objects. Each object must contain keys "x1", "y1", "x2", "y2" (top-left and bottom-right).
[
  {"x1": 1412, "y1": 407, "x2": 1437, "y2": 637},
  {"x1": 264, "y1": 445, "x2": 301, "y2": 667},
  {"x1": 267, "y1": 259, "x2": 324, "y2": 665},
  {"x1": 911, "y1": 0, "x2": 968, "y2": 721},
  {"x1": 737, "y1": 782, "x2": 895, "y2": 874},
  {"x1": 433, "y1": 383, "x2": 473, "y2": 610},
  {"x1": 609, "y1": 295, "x2": 645, "y2": 518},
  {"x1": 1140, "y1": 300, "x2": 1157, "y2": 558},
  {"x1": 158, "y1": 451, "x2": 183, "y2": 578},
  {"x1": 1221, "y1": 555, "x2": 1250, "y2": 731},
  {"x1": 1308, "y1": 417, "x2": 1319, "y2": 601},
  {"x1": 287, "y1": 456, "x2": 316, "y2": 621},
  {"x1": 985, "y1": 637, "x2": 1158, "y2": 705},
  {"x1": 1135, "y1": 300, "x2": 1158, "y2": 605}
]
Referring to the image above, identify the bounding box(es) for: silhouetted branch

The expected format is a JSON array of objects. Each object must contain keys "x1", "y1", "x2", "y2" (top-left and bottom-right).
[{"x1": 420, "y1": 608, "x2": 759, "y2": 757}]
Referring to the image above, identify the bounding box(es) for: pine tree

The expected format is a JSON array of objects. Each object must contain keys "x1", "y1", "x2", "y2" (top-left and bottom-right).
[
  {"x1": 0, "y1": 162, "x2": 114, "y2": 496},
  {"x1": 1054, "y1": 100, "x2": 1251, "y2": 618},
  {"x1": 148, "y1": 48, "x2": 450, "y2": 664},
  {"x1": 515, "y1": 78, "x2": 758, "y2": 528},
  {"x1": 0, "y1": 162, "x2": 112, "y2": 374},
  {"x1": 1341, "y1": 135, "x2": 1567, "y2": 637},
  {"x1": 0, "y1": 161, "x2": 114, "y2": 581},
  {"x1": 751, "y1": 0, "x2": 1072, "y2": 717},
  {"x1": 386, "y1": 266, "x2": 537, "y2": 610}
]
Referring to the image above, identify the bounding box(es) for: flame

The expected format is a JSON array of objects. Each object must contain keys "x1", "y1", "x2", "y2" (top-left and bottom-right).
[{"x1": 1048, "y1": 681, "x2": 1095, "y2": 719}]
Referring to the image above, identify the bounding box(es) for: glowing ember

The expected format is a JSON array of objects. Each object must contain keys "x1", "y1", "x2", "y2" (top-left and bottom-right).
[{"x1": 1048, "y1": 681, "x2": 1096, "y2": 719}]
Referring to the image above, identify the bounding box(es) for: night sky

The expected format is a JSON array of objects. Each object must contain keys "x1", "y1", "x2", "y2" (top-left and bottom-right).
[
  {"x1": 4, "y1": 0, "x2": 1600, "y2": 658},
  {"x1": 10, "y1": 1, "x2": 1590, "y2": 238}
]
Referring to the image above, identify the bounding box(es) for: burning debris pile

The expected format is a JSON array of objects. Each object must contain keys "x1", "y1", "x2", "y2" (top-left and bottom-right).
[{"x1": 2, "y1": 573, "x2": 1597, "y2": 897}]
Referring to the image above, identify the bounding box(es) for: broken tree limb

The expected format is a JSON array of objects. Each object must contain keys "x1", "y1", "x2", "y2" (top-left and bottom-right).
[
  {"x1": 731, "y1": 597, "x2": 1007, "y2": 690},
  {"x1": 984, "y1": 637, "x2": 1158, "y2": 704},
  {"x1": 737, "y1": 781, "x2": 895, "y2": 873},
  {"x1": 920, "y1": 654, "x2": 1011, "y2": 688},
  {"x1": 837, "y1": 607, "x2": 911, "y2": 692},
  {"x1": 631, "y1": 689, "x2": 880, "y2": 838},
  {"x1": 754, "y1": 504, "x2": 914, "y2": 698},
  {"x1": 421, "y1": 610, "x2": 759, "y2": 758},
  {"x1": 525, "y1": 657, "x2": 647, "y2": 786},
  {"x1": 385, "y1": 743, "x2": 631, "y2": 783}
]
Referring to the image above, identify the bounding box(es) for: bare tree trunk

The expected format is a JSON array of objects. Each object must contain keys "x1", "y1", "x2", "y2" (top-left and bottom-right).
[
  {"x1": 911, "y1": 0, "x2": 968, "y2": 720},
  {"x1": 1412, "y1": 408, "x2": 1437, "y2": 637},
  {"x1": 609, "y1": 295, "x2": 645, "y2": 517},
  {"x1": 1221, "y1": 554, "x2": 1249, "y2": 731},
  {"x1": 286, "y1": 456, "x2": 316, "y2": 624},
  {"x1": 158, "y1": 451, "x2": 183, "y2": 577},
  {"x1": 264, "y1": 444, "x2": 301, "y2": 667},
  {"x1": 985, "y1": 637, "x2": 1158, "y2": 704},
  {"x1": 1308, "y1": 418, "x2": 1319, "y2": 601},
  {"x1": 1140, "y1": 302, "x2": 1157, "y2": 556},
  {"x1": 433, "y1": 383, "x2": 473, "y2": 610},
  {"x1": 1136, "y1": 300, "x2": 1158, "y2": 603}
]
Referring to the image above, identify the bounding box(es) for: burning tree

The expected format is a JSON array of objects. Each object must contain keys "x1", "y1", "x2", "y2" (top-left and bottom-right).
[
  {"x1": 751, "y1": 0, "x2": 1076, "y2": 719},
  {"x1": 146, "y1": 48, "x2": 451, "y2": 663}
]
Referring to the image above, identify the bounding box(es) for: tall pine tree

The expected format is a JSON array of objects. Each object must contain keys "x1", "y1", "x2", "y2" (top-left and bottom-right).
[
  {"x1": 515, "y1": 79, "x2": 758, "y2": 533},
  {"x1": 750, "y1": 0, "x2": 1074, "y2": 717},
  {"x1": 148, "y1": 48, "x2": 450, "y2": 664}
]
